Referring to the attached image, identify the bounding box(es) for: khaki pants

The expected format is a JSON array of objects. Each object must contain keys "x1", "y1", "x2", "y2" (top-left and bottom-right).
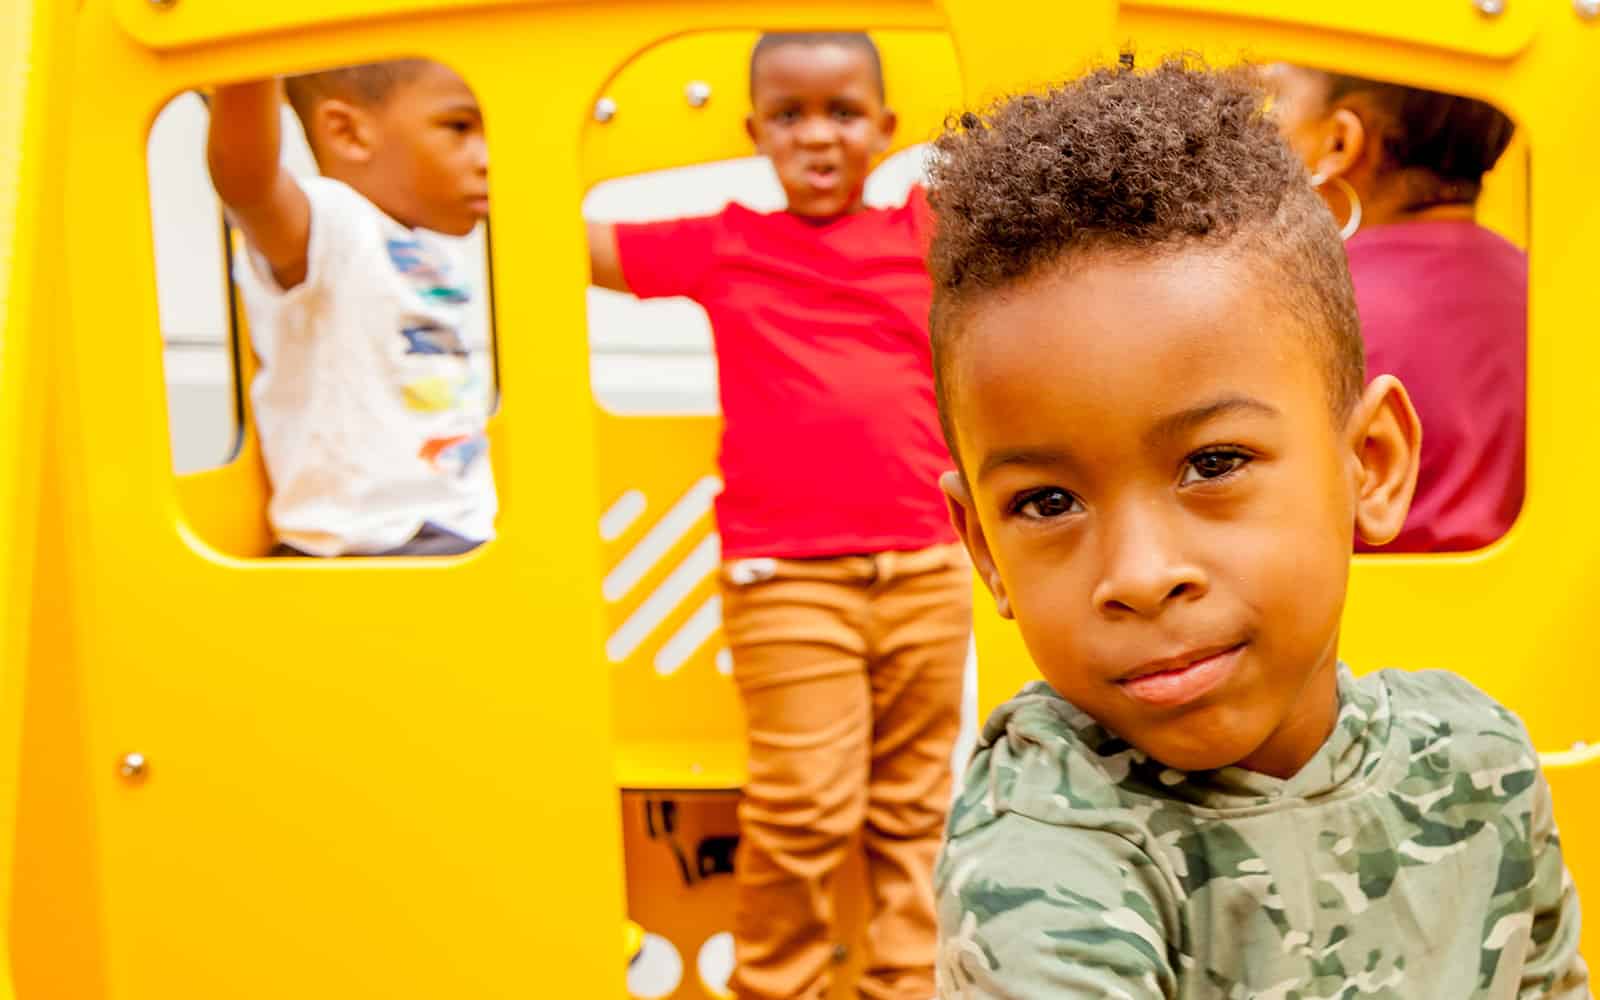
[{"x1": 720, "y1": 544, "x2": 973, "y2": 1000}]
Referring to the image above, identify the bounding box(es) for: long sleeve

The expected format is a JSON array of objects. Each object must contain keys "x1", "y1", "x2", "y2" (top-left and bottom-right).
[
  {"x1": 1520, "y1": 769, "x2": 1589, "y2": 998},
  {"x1": 937, "y1": 813, "x2": 1177, "y2": 1000}
]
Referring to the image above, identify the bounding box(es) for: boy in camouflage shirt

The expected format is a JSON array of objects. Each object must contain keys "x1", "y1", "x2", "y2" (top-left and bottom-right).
[{"x1": 922, "y1": 59, "x2": 1588, "y2": 998}]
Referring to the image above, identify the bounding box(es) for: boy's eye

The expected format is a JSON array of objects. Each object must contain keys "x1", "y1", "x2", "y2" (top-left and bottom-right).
[
  {"x1": 1011, "y1": 488, "x2": 1082, "y2": 520},
  {"x1": 1180, "y1": 448, "x2": 1252, "y2": 485},
  {"x1": 441, "y1": 119, "x2": 474, "y2": 134},
  {"x1": 774, "y1": 109, "x2": 800, "y2": 123},
  {"x1": 832, "y1": 107, "x2": 861, "y2": 121}
]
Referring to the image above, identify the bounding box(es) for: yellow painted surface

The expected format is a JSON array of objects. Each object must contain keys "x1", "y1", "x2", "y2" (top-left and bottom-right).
[
  {"x1": 4, "y1": 0, "x2": 1595, "y2": 997},
  {"x1": 1, "y1": 1, "x2": 70, "y2": 999}
]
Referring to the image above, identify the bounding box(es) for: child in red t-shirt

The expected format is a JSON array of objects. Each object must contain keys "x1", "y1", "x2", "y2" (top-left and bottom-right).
[{"x1": 587, "y1": 31, "x2": 970, "y2": 1000}]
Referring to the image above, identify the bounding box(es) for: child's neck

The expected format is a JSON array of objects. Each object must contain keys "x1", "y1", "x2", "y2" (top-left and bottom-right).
[
  {"x1": 784, "y1": 192, "x2": 869, "y2": 224},
  {"x1": 1232, "y1": 655, "x2": 1342, "y2": 779},
  {"x1": 321, "y1": 162, "x2": 420, "y2": 231}
]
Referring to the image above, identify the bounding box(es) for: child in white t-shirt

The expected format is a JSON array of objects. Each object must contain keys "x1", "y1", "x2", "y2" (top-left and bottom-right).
[{"x1": 208, "y1": 60, "x2": 494, "y2": 556}]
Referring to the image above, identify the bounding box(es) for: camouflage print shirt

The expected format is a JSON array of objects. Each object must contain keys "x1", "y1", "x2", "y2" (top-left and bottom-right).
[{"x1": 936, "y1": 665, "x2": 1589, "y2": 999}]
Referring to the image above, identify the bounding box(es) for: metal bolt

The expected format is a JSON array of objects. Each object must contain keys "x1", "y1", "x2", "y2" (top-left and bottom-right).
[
  {"x1": 1474, "y1": 0, "x2": 1506, "y2": 16},
  {"x1": 593, "y1": 97, "x2": 617, "y2": 124},
  {"x1": 686, "y1": 81, "x2": 713, "y2": 109},
  {"x1": 119, "y1": 752, "x2": 149, "y2": 783},
  {"x1": 1577, "y1": 0, "x2": 1600, "y2": 19}
]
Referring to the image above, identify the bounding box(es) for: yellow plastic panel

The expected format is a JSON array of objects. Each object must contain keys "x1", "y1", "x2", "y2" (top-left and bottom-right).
[
  {"x1": 0, "y1": 1, "x2": 69, "y2": 998},
  {"x1": 59, "y1": 0, "x2": 965, "y2": 996},
  {"x1": 113, "y1": 0, "x2": 534, "y2": 52},
  {"x1": 1128, "y1": 0, "x2": 1539, "y2": 59},
  {"x1": 584, "y1": 28, "x2": 962, "y2": 185},
  {"x1": 596, "y1": 410, "x2": 743, "y2": 790},
  {"x1": 111, "y1": 0, "x2": 942, "y2": 53}
]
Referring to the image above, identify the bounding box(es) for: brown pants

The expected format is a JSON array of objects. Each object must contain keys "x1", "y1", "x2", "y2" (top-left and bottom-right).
[{"x1": 720, "y1": 544, "x2": 972, "y2": 1000}]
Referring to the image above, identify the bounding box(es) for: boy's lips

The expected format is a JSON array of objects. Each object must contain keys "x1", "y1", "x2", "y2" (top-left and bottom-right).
[
  {"x1": 1117, "y1": 642, "x2": 1246, "y2": 708},
  {"x1": 803, "y1": 165, "x2": 841, "y2": 190}
]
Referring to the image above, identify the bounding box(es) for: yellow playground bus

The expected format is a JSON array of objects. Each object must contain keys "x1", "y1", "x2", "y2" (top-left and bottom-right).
[{"x1": 0, "y1": 0, "x2": 1595, "y2": 997}]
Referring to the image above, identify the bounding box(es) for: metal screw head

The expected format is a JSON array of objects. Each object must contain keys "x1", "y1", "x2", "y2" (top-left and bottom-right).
[
  {"x1": 685, "y1": 81, "x2": 713, "y2": 109},
  {"x1": 593, "y1": 97, "x2": 617, "y2": 124},
  {"x1": 1474, "y1": 0, "x2": 1506, "y2": 16},
  {"x1": 119, "y1": 752, "x2": 149, "y2": 783},
  {"x1": 1577, "y1": 0, "x2": 1600, "y2": 19}
]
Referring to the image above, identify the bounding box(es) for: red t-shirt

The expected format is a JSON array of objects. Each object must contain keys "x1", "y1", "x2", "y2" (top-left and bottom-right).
[
  {"x1": 613, "y1": 189, "x2": 957, "y2": 560},
  {"x1": 1348, "y1": 221, "x2": 1527, "y2": 553}
]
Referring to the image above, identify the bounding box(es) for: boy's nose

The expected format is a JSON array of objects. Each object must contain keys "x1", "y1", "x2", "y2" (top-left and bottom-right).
[
  {"x1": 1091, "y1": 505, "x2": 1208, "y2": 617},
  {"x1": 796, "y1": 117, "x2": 836, "y2": 146}
]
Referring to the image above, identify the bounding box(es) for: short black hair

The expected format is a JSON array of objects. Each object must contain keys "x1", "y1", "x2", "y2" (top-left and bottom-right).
[
  {"x1": 283, "y1": 59, "x2": 432, "y2": 129},
  {"x1": 1317, "y1": 71, "x2": 1515, "y2": 208},
  {"x1": 927, "y1": 57, "x2": 1363, "y2": 467},
  {"x1": 749, "y1": 32, "x2": 886, "y2": 101}
]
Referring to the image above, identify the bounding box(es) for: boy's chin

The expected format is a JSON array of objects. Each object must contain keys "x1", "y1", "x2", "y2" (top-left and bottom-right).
[
  {"x1": 785, "y1": 187, "x2": 864, "y2": 218},
  {"x1": 434, "y1": 217, "x2": 484, "y2": 238}
]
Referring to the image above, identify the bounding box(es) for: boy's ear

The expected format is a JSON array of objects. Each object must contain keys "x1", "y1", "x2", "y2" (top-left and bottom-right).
[
  {"x1": 873, "y1": 107, "x2": 899, "y2": 157},
  {"x1": 942, "y1": 470, "x2": 1011, "y2": 619},
  {"x1": 314, "y1": 98, "x2": 378, "y2": 165},
  {"x1": 744, "y1": 114, "x2": 764, "y2": 154},
  {"x1": 1347, "y1": 374, "x2": 1421, "y2": 547}
]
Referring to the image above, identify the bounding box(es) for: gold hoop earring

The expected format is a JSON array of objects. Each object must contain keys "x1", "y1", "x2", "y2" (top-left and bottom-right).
[{"x1": 1310, "y1": 173, "x2": 1363, "y2": 241}]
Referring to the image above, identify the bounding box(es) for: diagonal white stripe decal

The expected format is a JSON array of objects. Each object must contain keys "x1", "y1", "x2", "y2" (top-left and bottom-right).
[
  {"x1": 599, "y1": 488, "x2": 648, "y2": 541},
  {"x1": 607, "y1": 534, "x2": 721, "y2": 663},
  {"x1": 654, "y1": 595, "x2": 722, "y2": 676},
  {"x1": 603, "y1": 476, "x2": 722, "y2": 602}
]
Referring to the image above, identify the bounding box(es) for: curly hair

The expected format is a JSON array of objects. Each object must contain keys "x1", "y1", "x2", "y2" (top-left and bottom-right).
[{"x1": 927, "y1": 57, "x2": 1362, "y2": 464}]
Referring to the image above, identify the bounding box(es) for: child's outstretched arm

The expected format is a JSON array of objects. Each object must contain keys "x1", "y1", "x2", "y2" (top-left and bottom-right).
[
  {"x1": 207, "y1": 80, "x2": 311, "y2": 290},
  {"x1": 586, "y1": 221, "x2": 630, "y2": 293}
]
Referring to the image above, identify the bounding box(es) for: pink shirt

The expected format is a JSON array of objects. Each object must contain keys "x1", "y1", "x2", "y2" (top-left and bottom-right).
[
  {"x1": 1348, "y1": 221, "x2": 1527, "y2": 552},
  {"x1": 614, "y1": 189, "x2": 957, "y2": 560}
]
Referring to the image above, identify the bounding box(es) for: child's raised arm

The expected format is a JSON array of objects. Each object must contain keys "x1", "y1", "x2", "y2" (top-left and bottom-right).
[
  {"x1": 206, "y1": 80, "x2": 311, "y2": 290},
  {"x1": 586, "y1": 220, "x2": 629, "y2": 293}
]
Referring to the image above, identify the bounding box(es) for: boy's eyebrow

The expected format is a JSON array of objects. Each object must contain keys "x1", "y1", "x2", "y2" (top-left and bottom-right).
[
  {"x1": 1145, "y1": 395, "x2": 1280, "y2": 445},
  {"x1": 974, "y1": 396, "x2": 1279, "y2": 481},
  {"x1": 977, "y1": 446, "x2": 1072, "y2": 481}
]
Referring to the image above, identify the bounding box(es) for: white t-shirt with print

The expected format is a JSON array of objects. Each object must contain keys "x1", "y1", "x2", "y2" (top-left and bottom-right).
[{"x1": 235, "y1": 176, "x2": 497, "y2": 556}]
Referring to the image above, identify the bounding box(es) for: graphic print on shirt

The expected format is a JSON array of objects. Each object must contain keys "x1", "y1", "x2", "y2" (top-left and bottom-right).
[
  {"x1": 387, "y1": 237, "x2": 471, "y2": 304},
  {"x1": 401, "y1": 320, "x2": 469, "y2": 358},
  {"x1": 419, "y1": 432, "x2": 488, "y2": 478},
  {"x1": 403, "y1": 369, "x2": 484, "y2": 415}
]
